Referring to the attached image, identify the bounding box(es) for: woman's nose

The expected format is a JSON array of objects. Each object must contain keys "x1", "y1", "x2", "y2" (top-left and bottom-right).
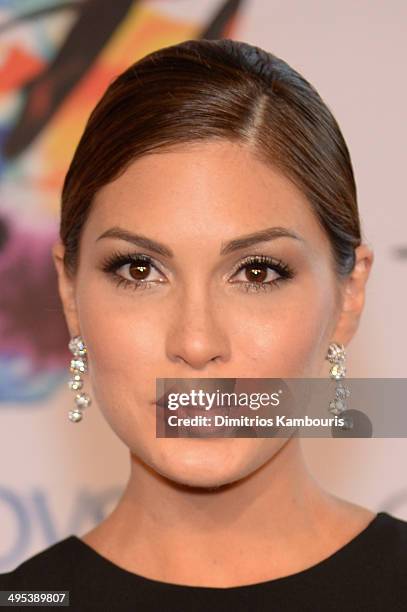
[{"x1": 165, "y1": 290, "x2": 231, "y2": 370}]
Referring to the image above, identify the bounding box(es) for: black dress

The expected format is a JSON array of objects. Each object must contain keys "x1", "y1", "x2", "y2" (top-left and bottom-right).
[{"x1": 0, "y1": 511, "x2": 406, "y2": 611}]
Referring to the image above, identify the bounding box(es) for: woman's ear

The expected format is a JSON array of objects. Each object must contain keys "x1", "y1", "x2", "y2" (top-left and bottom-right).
[
  {"x1": 331, "y1": 244, "x2": 374, "y2": 346},
  {"x1": 52, "y1": 241, "x2": 81, "y2": 338}
]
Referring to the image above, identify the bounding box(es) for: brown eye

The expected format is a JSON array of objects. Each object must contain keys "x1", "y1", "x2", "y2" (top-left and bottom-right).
[
  {"x1": 101, "y1": 251, "x2": 168, "y2": 291},
  {"x1": 244, "y1": 264, "x2": 269, "y2": 283},
  {"x1": 228, "y1": 255, "x2": 294, "y2": 293},
  {"x1": 233, "y1": 262, "x2": 277, "y2": 284},
  {"x1": 128, "y1": 261, "x2": 151, "y2": 281}
]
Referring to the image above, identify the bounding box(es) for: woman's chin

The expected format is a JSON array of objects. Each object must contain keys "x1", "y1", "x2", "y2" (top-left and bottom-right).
[{"x1": 148, "y1": 437, "x2": 263, "y2": 489}]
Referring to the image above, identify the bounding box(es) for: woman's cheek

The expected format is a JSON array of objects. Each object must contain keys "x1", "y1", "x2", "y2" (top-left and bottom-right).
[
  {"x1": 229, "y1": 301, "x2": 329, "y2": 377},
  {"x1": 77, "y1": 304, "x2": 162, "y2": 425}
]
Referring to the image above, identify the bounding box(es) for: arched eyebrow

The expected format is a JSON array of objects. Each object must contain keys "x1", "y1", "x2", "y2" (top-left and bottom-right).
[
  {"x1": 96, "y1": 227, "x2": 173, "y2": 257},
  {"x1": 96, "y1": 225, "x2": 304, "y2": 258},
  {"x1": 220, "y1": 226, "x2": 304, "y2": 255}
]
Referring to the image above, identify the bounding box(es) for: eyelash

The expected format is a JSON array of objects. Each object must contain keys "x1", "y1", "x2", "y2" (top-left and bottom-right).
[
  {"x1": 100, "y1": 250, "x2": 295, "y2": 294},
  {"x1": 229, "y1": 254, "x2": 294, "y2": 293}
]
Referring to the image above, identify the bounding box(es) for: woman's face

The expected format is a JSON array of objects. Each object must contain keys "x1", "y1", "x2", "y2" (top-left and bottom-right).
[{"x1": 55, "y1": 140, "x2": 354, "y2": 488}]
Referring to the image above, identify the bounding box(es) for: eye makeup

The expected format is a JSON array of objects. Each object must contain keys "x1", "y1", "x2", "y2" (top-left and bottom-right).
[
  {"x1": 100, "y1": 250, "x2": 164, "y2": 292},
  {"x1": 228, "y1": 254, "x2": 295, "y2": 293},
  {"x1": 99, "y1": 249, "x2": 296, "y2": 294}
]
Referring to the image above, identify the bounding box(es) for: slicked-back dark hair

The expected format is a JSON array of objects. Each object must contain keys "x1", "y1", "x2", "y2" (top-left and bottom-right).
[{"x1": 60, "y1": 38, "x2": 361, "y2": 278}]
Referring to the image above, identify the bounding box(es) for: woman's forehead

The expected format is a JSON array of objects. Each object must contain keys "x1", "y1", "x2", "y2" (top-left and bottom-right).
[{"x1": 90, "y1": 141, "x2": 315, "y2": 229}]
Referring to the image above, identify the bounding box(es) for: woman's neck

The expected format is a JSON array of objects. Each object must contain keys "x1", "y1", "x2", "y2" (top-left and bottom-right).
[{"x1": 80, "y1": 438, "x2": 375, "y2": 587}]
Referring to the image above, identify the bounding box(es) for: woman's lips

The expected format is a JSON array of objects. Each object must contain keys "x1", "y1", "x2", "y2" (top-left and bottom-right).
[
  {"x1": 153, "y1": 380, "x2": 243, "y2": 436},
  {"x1": 154, "y1": 379, "x2": 237, "y2": 411}
]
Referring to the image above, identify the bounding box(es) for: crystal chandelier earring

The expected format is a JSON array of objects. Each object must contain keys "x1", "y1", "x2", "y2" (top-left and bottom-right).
[
  {"x1": 67, "y1": 335, "x2": 92, "y2": 422},
  {"x1": 325, "y1": 342, "x2": 353, "y2": 430}
]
